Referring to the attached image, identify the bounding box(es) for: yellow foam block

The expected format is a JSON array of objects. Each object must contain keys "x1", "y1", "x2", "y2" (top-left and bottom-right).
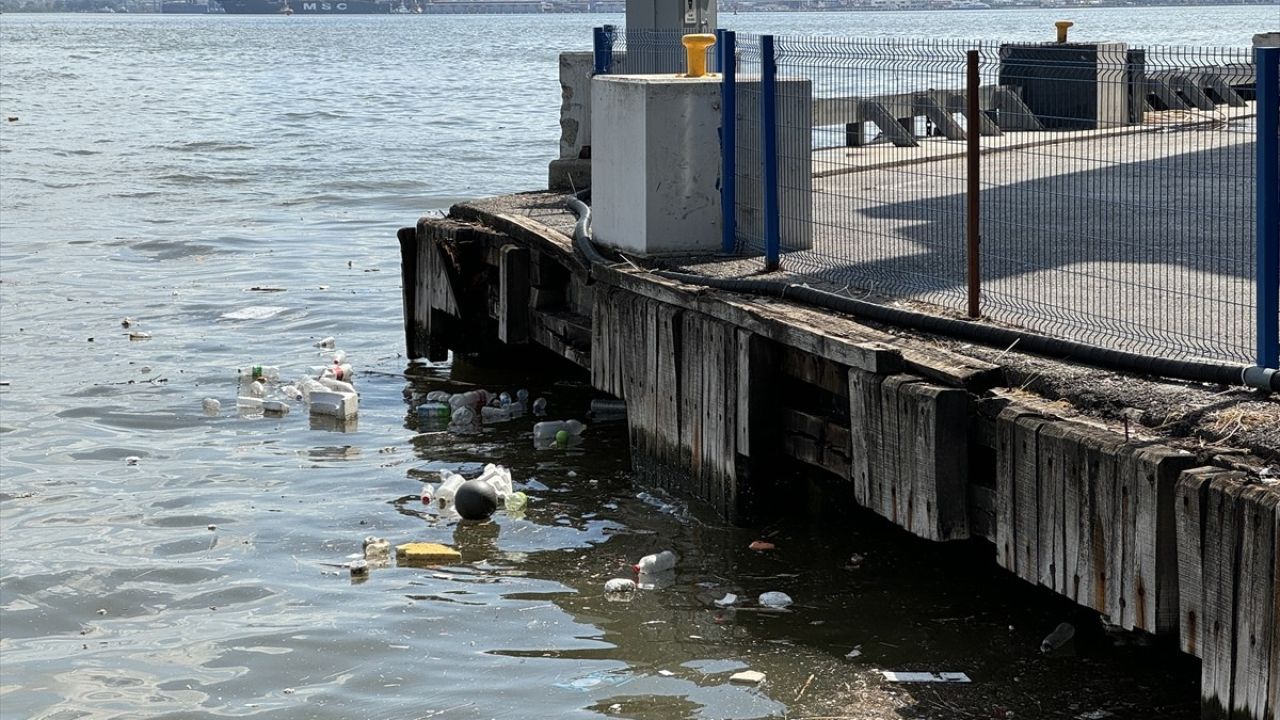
[{"x1": 395, "y1": 542, "x2": 462, "y2": 566}]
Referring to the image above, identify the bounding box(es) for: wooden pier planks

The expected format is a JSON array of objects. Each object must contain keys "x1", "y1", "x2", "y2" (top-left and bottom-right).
[
  {"x1": 1176, "y1": 467, "x2": 1280, "y2": 720},
  {"x1": 848, "y1": 369, "x2": 969, "y2": 542},
  {"x1": 592, "y1": 285, "x2": 745, "y2": 519},
  {"x1": 994, "y1": 408, "x2": 1200, "y2": 633}
]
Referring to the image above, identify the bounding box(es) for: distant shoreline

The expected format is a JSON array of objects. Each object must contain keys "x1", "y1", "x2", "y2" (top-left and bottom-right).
[{"x1": 2, "y1": 0, "x2": 1275, "y2": 13}]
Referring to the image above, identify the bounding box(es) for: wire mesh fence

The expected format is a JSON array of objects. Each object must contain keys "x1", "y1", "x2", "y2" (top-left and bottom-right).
[
  {"x1": 594, "y1": 27, "x2": 717, "y2": 76},
  {"x1": 726, "y1": 36, "x2": 1263, "y2": 365}
]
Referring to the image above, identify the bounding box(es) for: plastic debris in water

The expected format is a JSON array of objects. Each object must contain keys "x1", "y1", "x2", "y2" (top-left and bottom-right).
[
  {"x1": 363, "y1": 537, "x2": 391, "y2": 561},
  {"x1": 1040, "y1": 622, "x2": 1075, "y2": 653},
  {"x1": 714, "y1": 593, "x2": 737, "y2": 607},
  {"x1": 879, "y1": 671, "x2": 970, "y2": 683},
  {"x1": 315, "y1": 336, "x2": 335, "y2": 349},
  {"x1": 758, "y1": 591, "x2": 792, "y2": 609},
  {"x1": 729, "y1": 670, "x2": 766, "y2": 685},
  {"x1": 604, "y1": 578, "x2": 637, "y2": 594},
  {"x1": 202, "y1": 398, "x2": 221, "y2": 416},
  {"x1": 125, "y1": 456, "x2": 140, "y2": 466}
]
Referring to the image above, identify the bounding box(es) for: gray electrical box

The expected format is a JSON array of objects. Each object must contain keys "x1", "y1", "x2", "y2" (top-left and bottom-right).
[{"x1": 623, "y1": 0, "x2": 717, "y2": 74}]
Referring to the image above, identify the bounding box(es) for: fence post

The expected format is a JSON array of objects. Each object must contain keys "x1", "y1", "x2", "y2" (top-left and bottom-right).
[
  {"x1": 593, "y1": 25, "x2": 614, "y2": 76},
  {"x1": 1258, "y1": 46, "x2": 1279, "y2": 370},
  {"x1": 966, "y1": 48, "x2": 981, "y2": 319},
  {"x1": 762, "y1": 34, "x2": 780, "y2": 272},
  {"x1": 720, "y1": 30, "x2": 736, "y2": 254}
]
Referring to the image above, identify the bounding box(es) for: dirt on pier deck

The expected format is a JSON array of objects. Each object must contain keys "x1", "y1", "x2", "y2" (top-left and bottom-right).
[{"x1": 452, "y1": 190, "x2": 1278, "y2": 471}]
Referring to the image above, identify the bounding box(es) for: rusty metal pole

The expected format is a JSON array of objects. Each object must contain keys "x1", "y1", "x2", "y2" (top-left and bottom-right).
[{"x1": 966, "y1": 49, "x2": 981, "y2": 319}]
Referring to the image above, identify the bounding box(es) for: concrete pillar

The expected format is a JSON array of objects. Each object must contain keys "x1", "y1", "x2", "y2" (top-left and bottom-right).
[
  {"x1": 591, "y1": 75, "x2": 723, "y2": 255},
  {"x1": 549, "y1": 52, "x2": 595, "y2": 192}
]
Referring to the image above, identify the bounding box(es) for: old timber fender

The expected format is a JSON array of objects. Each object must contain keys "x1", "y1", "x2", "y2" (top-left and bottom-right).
[{"x1": 401, "y1": 195, "x2": 1280, "y2": 720}]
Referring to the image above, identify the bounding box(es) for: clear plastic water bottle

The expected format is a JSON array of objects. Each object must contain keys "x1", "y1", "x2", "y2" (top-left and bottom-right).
[
  {"x1": 633, "y1": 550, "x2": 678, "y2": 573},
  {"x1": 533, "y1": 419, "x2": 586, "y2": 440},
  {"x1": 318, "y1": 377, "x2": 356, "y2": 394},
  {"x1": 449, "y1": 389, "x2": 488, "y2": 411},
  {"x1": 450, "y1": 406, "x2": 477, "y2": 427},
  {"x1": 237, "y1": 365, "x2": 280, "y2": 381},
  {"x1": 531, "y1": 397, "x2": 547, "y2": 417},
  {"x1": 426, "y1": 390, "x2": 451, "y2": 402},
  {"x1": 481, "y1": 405, "x2": 512, "y2": 423},
  {"x1": 434, "y1": 470, "x2": 465, "y2": 510}
]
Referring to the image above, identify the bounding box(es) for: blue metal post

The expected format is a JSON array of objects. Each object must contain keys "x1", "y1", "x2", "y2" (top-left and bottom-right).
[
  {"x1": 761, "y1": 34, "x2": 780, "y2": 272},
  {"x1": 593, "y1": 26, "x2": 615, "y2": 76},
  {"x1": 1258, "y1": 46, "x2": 1279, "y2": 369},
  {"x1": 720, "y1": 30, "x2": 737, "y2": 255}
]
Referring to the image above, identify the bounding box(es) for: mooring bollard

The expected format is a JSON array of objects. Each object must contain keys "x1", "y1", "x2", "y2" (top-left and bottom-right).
[{"x1": 681, "y1": 33, "x2": 716, "y2": 78}]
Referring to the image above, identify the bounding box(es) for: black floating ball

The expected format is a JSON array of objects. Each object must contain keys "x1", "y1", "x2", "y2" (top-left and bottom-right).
[{"x1": 454, "y1": 479, "x2": 498, "y2": 521}]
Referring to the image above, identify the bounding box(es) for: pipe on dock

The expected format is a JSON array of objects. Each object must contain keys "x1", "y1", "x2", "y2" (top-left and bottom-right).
[{"x1": 564, "y1": 196, "x2": 1278, "y2": 391}]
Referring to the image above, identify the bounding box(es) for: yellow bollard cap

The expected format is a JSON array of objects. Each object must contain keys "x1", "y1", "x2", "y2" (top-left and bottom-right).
[
  {"x1": 682, "y1": 33, "x2": 717, "y2": 78},
  {"x1": 1055, "y1": 20, "x2": 1074, "y2": 44}
]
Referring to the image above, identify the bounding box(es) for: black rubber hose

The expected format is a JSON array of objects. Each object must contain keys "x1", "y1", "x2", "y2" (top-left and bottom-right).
[{"x1": 566, "y1": 194, "x2": 1277, "y2": 391}]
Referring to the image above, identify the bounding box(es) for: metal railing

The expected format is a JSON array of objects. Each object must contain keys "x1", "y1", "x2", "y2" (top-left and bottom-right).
[{"x1": 593, "y1": 29, "x2": 1279, "y2": 371}]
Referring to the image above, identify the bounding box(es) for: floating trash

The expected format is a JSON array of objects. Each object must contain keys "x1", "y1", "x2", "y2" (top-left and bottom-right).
[{"x1": 758, "y1": 591, "x2": 792, "y2": 609}]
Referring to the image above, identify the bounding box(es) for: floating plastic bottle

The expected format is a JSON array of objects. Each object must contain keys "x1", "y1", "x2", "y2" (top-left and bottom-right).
[
  {"x1": 202, "y1": 398, "x2": 221, "y2": 416},
  {"x1": 633, "y1": 550, "x2": 678, "y2": 574},
  {"x1": 318, "y1": 377, "x2": 356, "y2": 394},
  {"x1": 531, "y1": 397, "x2": 547, "y2": 417},
  {"x1": 450, "y1": 406, "x2": 477, "y2": 427},
  {"x1": 1040, "y1": 622, "x2": 1075, "y2": 654},
  {"x1": 315, "y1": 336, "x2": 335, "y2": 349},
  {"x1": 533, "y1": 419, "x2": 586, "y2": 440},
  {"x1": 418, "y1": 401, "x2": 450, "y2": 417},
  {"x1": 236, "y1": 396, "x2": 264, "y2": 412},
  {"x1": 421, "y1": 483, "x2": 436, "y2": 505},
  {"x1": 322, "y1": 363, "x2": 355, "y2": 382},
  {"x1": 425, "y1": 390, "x2": 451, "y2": 402},
  {"x1": 434, "y1": 471, "x2": 466, "y2": 510},
  {"x1": 604, "y1": 578, "x2": 637, "y2": 593},
  {"x1": 278, "y1": 384, "x2": 304, "y2": 401},
  {"x1": 333, "y1": 349, "x2": 347, "y2": 364},
  {"x1": 448, "y1": 389, "x2": 489, "y2": 411},
  {"x1": 758, "y1": 591, "x2": 793, "y2": 609},
  {"x1": 263, "y1": 400, "x2": 290, "y2": 416},
  {"x1": 504, "y1": 491, "x2": 528, "y2": 512},
  {"x1": 242, "y1": 379, "x2": 266, "y2": 398},
  {"x1": 481, "y1": 405, "x2": 512, "y2": 424},
  {"x1": 349, "y1": 559, "x2": 369, "y2": 577},
  {"x1": 238, "y1": 365, "x2": 280, "y2": 381}
]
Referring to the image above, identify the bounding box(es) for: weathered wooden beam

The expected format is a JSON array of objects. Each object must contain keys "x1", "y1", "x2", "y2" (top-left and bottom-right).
[
  {"x1": 1118, "y1": 445, "x2": 1199, "y2": 634},
  {"x1": 498, "y1": 245, "x2": 530, "y2": 345},
  {"x1": 848, "y1": 369, "x2": 968, "y2": 542},
  {"x1": 780, "y1": 345, "x2": 850, "y2": 399},
  {"x1": 593, "y1": 263, "x2": 904, "y2": 375},
  {"x1": 1233, "y1": 485, "x2": 1277, "y2": 720},
  {"x1": 781, "y1": 407, "x2": 852, "y2": 480},
  {"x1": 994, "y1": 406, "x2": 1051, "y2": 584},
  {"x1": 529, "y1": 309, "x2": 591, "y2": 369}
]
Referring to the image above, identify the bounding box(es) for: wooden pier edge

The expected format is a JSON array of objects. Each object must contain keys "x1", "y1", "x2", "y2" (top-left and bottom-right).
[{"x1": 402, "y1": 207, "x2": 1280, "y2": 720}]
